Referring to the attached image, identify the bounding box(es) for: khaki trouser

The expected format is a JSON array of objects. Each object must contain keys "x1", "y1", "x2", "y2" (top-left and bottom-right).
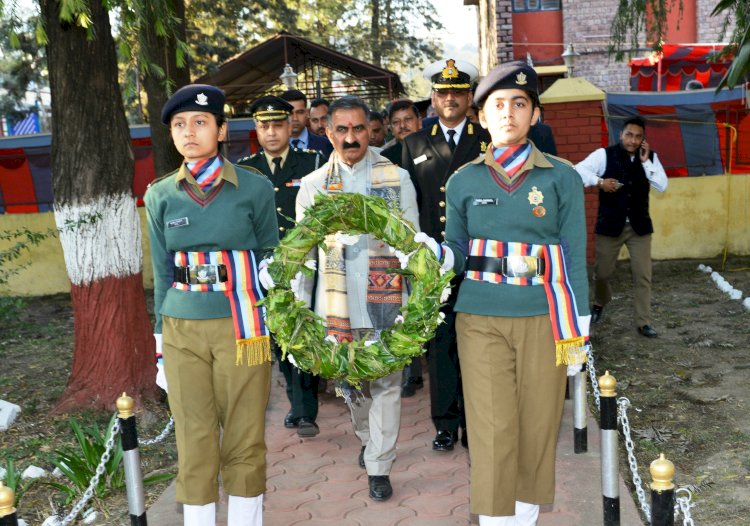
[
  {"x1": 456, "y1": 313, "x2": 566, "y2": 517},
  {"x1": 163, "y1": 316, "x2": 271, "y2": 505},
  {"x1": 593, "y1": 223, "x2": 653, "y2": 327}
]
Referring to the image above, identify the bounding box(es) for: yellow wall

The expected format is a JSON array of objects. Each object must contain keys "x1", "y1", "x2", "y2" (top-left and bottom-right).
[
  {"x1": 2, "y1": 174, "x2": 749, "y2": 296},
  {"x1": 0, "y1": 208, "x2": 154, "y2": 296}
]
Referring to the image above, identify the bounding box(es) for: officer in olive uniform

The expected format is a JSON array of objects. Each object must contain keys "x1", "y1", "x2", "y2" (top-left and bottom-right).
[
  {"x1": 238, "y1": 96, "x2": 323, "y2": 438},
  {"x1": 401, "y1": 59, "x2": 490, "y2": 452}
]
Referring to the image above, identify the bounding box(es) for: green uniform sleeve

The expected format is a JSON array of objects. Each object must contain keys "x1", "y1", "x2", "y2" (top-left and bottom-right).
[
  {"x1": 556, "y1": 165, "x2": 590, "y2": 316},
  {"x1": 144, "y1": 185, "x2": 169, "y2": 335},
  {"x1": 444, "y1": 174, "x2": 469, "y2": 275},
  {"x1": 253, "y1": 176, "x2": 280, "y2": 258}
]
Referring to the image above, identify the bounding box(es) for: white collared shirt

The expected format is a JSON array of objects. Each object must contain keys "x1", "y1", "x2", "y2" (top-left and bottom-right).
[
  {"x1": 575, "y1": 147, "x2": 668, "y2": 192},
  {"x1": 438, "y1": 118, "x2": 467, "y2": 145}
]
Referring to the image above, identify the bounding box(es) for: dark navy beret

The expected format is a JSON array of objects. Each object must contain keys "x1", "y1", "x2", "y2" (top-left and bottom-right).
[
  {"x1": 161, "y1": 84, "x2": 225, "y2": 125},
  {"x1": 249, "y1": 96, "x2": 294, "y2": 122},
  {"x1": 474, "y1": 61, "x2": 539, "y2": 107}
]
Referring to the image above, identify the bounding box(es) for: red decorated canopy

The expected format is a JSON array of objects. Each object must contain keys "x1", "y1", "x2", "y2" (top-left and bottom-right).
[{"x1": 629, "y1": 44, "x2": 730, "y2": 92}]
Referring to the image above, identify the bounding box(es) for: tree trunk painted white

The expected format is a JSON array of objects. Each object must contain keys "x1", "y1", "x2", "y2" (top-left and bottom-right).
[
  {"x1": 53, "y1": 194, "x2": 157, "y2": 410},
  {"x1": 54, "y1": 193, "x2": 143, "y2": 286}
]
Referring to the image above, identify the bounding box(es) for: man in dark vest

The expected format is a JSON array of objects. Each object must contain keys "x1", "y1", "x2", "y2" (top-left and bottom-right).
[
  {"x1": 402, "y1": 58, "x2": 490, "y2": 451},
  {"x1": 238, "y1": 95, "x2": 323, "y2": 437},
  {"x1": 576, "y1": 116, "x2": 668, "y2": 337}
]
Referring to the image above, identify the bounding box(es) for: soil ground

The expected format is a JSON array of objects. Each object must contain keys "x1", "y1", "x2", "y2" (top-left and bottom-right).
[{"x1": 0, "y1": 255, "x2": 748, "y2": 524}]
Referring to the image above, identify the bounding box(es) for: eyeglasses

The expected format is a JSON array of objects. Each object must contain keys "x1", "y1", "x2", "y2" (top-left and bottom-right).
[{"x1": 391, "y1": 116, "x2": 416, "y2": 128}]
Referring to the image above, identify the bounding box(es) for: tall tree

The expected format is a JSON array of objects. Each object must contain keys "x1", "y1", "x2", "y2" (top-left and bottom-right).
[{"x1": 40, "y1": 0, "x2": 156, "y2": 411}]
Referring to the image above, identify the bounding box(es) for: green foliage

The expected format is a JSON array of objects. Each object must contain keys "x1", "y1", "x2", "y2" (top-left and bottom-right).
[
  {"x1": 0, "y1": 227, "x2": 56, "y2": 286},
  {"x1": 2, "y1": 457, "x2": 38, "y2": 508},
  {"x1": 44, "y1": 415, "x2": 125, "y2": 505},
  {"x1": 713, "y1": 0, "x2": 750, "y2": 89}
]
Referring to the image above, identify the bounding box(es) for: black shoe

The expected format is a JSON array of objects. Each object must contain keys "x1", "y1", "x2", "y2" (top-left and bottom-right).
[
  {"x1": 368, "y1": 475, "x2": 393, "y2": 501},
  {"x1": 284, "y1": 411, "x2": 298, "y2": 428},
  {"x1": 401, "y1": 377, "x2": 423, "y2": 398},
  {"x1": 591, "y1": 304, "x2": 604, "y2": 323},
  {"x1": 638, "y1": 325, "x2": 658, "y2": 338},
  {"x1": 432, "y1": 430, "x2": 458, "y2": 451},
  {"x1": 358, "y1": 445, "x2": 366, "y2": 468},
  {"x1": 297, "y1": 417, "x2": 320, "y2": 437}
]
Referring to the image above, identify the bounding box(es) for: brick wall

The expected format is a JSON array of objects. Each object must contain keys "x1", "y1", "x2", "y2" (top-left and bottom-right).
[
  {"x1": 562, "y1": 0, "x2": 633, "y2": 92},
  {"x1": 544, "y1": 99, "x2": 607, "y2": 263},
  {"x1": 495, "y1": 0, "x2": 514, "y2": 64},
  {"x1": 696, "y1": 0, "x2": 736, "y2": 42}
]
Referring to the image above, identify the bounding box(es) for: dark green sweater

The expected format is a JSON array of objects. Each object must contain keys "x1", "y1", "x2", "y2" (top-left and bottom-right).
[
  {"x1": 145, "y1": 161, "x2": 279, "y2": 333},
  {"x1": 445, "y1": 145, "x2": 589, "y2": 318}
]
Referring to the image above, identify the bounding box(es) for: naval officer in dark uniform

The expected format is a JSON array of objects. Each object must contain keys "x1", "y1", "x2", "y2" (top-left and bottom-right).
[
  {"x1": 402, "y1": 59, "x2": 490, "y2": 452},
  {"x1": 238, "y1": 95, "x2": 323, "y2": 438}
]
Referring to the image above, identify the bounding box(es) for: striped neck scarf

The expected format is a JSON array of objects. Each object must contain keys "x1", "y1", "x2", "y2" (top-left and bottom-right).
[
  {"x1": 186, "y1": 155, "x2": 223, "y2": 191},
  {"x1": 492, "y1": 143, "x2": 531, "y2": 178}
]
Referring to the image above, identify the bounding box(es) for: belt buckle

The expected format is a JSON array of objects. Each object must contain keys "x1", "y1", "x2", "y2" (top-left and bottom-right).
[
  {"x1": 189, "y1": 264, "x2": 221, "y2": 284},
  {"x1": 504, "y1": 256, "x2": 540, "y2": 279}
]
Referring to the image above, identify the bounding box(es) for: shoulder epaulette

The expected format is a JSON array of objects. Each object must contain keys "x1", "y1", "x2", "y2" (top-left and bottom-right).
[
  {"x1": 146, "y1": 169, "x2": 178, "y2": 189},
  {"x1": 454, "y1": 153, "x2": 485, "y2": 174},
  {"x1": 543, "y1": 153, "x2": 574, "y2": 167},
  {"x1": 235, "y1": 163, "x2": 266, "y2": 178}
]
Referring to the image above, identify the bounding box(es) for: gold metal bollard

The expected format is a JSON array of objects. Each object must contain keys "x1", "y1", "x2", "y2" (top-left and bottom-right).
[
  {"x1": 0, "y1": 481, "x2": 17, "y2": 521},
  {"x1": 650, "y1": 453, "x2": 676, "y2": 526}
]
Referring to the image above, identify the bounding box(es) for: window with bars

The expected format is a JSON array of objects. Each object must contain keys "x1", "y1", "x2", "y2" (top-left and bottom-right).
[{"x1": 513, "y1": 0, "x2": 561, "y2": 11}]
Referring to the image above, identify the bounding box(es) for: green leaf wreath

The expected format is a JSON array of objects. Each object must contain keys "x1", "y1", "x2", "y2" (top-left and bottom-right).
[{"x1": 261, "y1": 193, "x2": 454, "y2": 386}]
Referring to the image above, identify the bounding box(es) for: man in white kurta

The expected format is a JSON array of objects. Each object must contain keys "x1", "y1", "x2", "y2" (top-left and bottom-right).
[{"x1": 295, "y1": 96, "x2": 419, "y2": 502}]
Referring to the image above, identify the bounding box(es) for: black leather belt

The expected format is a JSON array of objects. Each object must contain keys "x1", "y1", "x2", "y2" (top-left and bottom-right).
[
  {"x1": 174, "y1": 264, "x2": 228, "y2": 285},
  {"x1": 467, "y1": 255, "x2": 545, "y2": 278}
]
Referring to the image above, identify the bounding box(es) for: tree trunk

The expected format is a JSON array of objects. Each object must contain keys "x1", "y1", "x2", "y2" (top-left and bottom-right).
[
  {"x1": 42, "y1": 0, "x2": 157, "y2": 411},
  {"x1": 142, "y1": 0, "x2": 191, "y2": 177},
  {"x1": 370, "y1": 0, "x2": 382, "y2": 68}
]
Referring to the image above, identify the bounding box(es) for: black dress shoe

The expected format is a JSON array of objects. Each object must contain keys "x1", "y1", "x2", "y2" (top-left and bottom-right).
[
  {"x1": 358, "y1": 445, "x2": 366, "y2": 468},
  {"x1": 401, "y1": 377, "x2": 423, "y2": 398},
  {"x1": 368, "y1": 475, "x2": 393, "y2": 501},
  {"x1": 591, "y1": 304, "x2": 604, "y2": 323},
  {"x1": 638, "y1": 325, "x2": 658, "y2": 338},
  {"x1": 297, "y1": 417, "x2": 320, "y2": 437},
  {"x1": 284, "y1": 411, "x2": 298, "y2": 428},
  {"x1": 432, "y1": 430, "x2": 458, "y2": 451}
]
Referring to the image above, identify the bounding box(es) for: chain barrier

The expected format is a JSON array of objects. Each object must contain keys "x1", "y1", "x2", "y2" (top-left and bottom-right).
[
  {"x1": 676, "y1": 488, "x2": 696, "y2": 526},
  {"x1": 139, "y1": 416, "x2": 174, "y2": 446},
  {"x1": 56, "y1": 416, "x2": 121, "y2": 526},
  {"x1": 617, "y1": 397, "x2": 652, "y2": 522},
  {"x1": 586, "y1": 344, "x2": 601, "y2": 411},
  {"x1": 44, "y1": 413, "x2": 174, "y2": 525}
]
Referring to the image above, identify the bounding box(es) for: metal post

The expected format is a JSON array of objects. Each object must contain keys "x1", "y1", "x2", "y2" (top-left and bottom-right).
[
  {"x1": 117, "y1": 393, "x2": 147, "y2": 526},
  {"x1": 0, "y1": 482, "x2": 18, "y2": 526},
  {"x1": 650, "y1": 453, "x2": 675, "y2": 526},
  {"x1": 599, "y1": 371, "x2": 620, "y2": 526},
  {"x1": 573, "y1": 366, "x2": 588, "y2": 453}
]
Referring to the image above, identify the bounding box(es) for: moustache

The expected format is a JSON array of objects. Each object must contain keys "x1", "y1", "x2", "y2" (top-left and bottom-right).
[{"x1": 343, "y1": 141, "x2": 361, "y2": 149}]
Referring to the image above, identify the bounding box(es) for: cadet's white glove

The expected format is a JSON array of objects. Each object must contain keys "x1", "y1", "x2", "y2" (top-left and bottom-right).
[
  {"x1": 259, "y1": 257, "x2": 275, "y2": 289},
  {"x1": 154, "y1": 333, "x2": 168, "y2": 392},
  {"x1": 566, "y1": 315, "x2": 592, "y2": 376},
  {"x1": 414, "y1": 232, "x2": 454, "y2": 273}
]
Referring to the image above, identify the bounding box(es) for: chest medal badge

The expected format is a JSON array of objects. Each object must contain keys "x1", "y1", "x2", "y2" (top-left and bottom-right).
[{"x1": 527, "y1": 186, "x2": 546, "y2": 217}]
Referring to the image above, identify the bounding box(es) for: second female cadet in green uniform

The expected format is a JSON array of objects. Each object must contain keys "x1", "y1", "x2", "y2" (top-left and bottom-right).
[
  {"x1": 444, "y1": 62, "x2": 590, "y2": 526},
  {"x1": 145, "y1": 84, "x2": 278, "y2": 526}
]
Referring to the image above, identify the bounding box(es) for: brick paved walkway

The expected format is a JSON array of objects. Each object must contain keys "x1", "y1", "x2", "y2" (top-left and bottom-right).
[{"x1": 149, "y1": 364, "x2": 643, "y2": 525}]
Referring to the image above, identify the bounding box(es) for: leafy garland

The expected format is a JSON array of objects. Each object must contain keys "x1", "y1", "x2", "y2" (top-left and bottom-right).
[{"x1": 261, "y1": 193, "x2": 453, "y2": 386}]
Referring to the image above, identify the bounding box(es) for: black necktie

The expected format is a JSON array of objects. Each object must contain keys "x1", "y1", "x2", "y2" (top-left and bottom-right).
[
  {"x1": 272, "y1": 157, "x2": 282, "y2": 177},
  {"x1": 447, "y1": 129, "x2": 457, "y2": 153}
]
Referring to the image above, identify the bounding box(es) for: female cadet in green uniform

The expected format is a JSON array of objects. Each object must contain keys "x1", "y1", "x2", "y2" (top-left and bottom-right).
[
  {"x1": 145, "y1": 84, "x2": 278, "y2": 526},
  {"x1": 443, "y1": 62, "x2": 590, "y2": 525}
]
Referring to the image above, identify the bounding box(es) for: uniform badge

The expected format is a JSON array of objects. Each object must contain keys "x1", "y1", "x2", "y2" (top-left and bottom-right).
[
  {"x1": 413, "y1": 154, "x2": 428, "y2": 165},
  {"x1": 195, "y1": 93, "x2": 209, "y2": 106},
  {"x1": 515, "y1": 72, "x2": 528, "y2": 86},
  {"x1": 480, "y1": 141, "x2": 488, "y2": 153},
  {"x1": 442, "y1": 59, "x2": 459, "y2": 79},
  {"x1": 527, "y1": 186, "x2": 544, "y2": 206},
  {"x1": 167, "y1": 217, "x2": 190, "y2": 229},
  {"x1": 532, "y1": 206, "x2": 546, "y2": 217}
]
